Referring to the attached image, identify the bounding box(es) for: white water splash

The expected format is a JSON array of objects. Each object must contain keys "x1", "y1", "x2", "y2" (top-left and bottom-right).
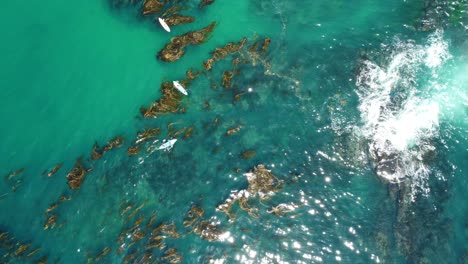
[{"x1": 355, "y1": 30, "x2": 451, "y2": 199}]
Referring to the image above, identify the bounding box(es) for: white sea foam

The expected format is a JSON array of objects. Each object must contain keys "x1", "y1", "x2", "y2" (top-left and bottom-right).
[{"x1": 355, "y1": 30, "x2": 450, "y2": 199}]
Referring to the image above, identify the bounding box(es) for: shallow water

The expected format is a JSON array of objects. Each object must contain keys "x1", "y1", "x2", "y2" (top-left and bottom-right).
[{"x1": 0, "y1": 0, "x2": 467, "y2": 263}]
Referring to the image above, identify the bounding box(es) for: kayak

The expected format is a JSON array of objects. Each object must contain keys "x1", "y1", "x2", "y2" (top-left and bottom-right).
[
  {"x1": 172, "y1": 81, "x2": 188, "y2": 95},
  {"x1": 158, "y1": 139, "x2": 177, "y2": 151},
  {"x1": 158, "y1": 17, "x2": 171, "y2": 32}
]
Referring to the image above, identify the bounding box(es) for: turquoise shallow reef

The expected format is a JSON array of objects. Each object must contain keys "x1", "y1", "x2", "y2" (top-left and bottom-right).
[{"x1": 0, "y1": 0, "x2": 467, "y2": 263}]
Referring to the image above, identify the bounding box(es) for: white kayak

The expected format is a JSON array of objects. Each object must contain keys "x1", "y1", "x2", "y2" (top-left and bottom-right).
[
  {"x1": 158, "y1": 139, "x2": 177, "y2": 151},
  {"x1": 158, "y1": 17, "x2": 171, "y2": 32},
  {"x1": 172, "y1": 81, "x2": 188, "y2": 95}
]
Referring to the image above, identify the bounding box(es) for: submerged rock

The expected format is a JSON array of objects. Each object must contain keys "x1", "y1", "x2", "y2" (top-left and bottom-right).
[{"x1": 158, "y1": 22, "x2": 216, "y2": 62}]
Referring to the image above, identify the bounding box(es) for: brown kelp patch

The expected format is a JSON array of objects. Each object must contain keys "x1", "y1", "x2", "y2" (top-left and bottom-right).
[
  {"x1": 246, "y1": 37, "x2": 273, "y2": 67},
  {"x1": 91, "y1": 143, "x2": 104, "y2": 161},
  {"x1": 114, "y1": 199, "x2": 186, "y2": 262},
  {"x1": 158, "y1": 22, "x2": 216, "y2": 62},
  {"x1": 94, "y1": 247, "x2": 112, "y2": 262},
  {"x1": 266, "y1": 203, "x2": 301, "y2": 217},
  {"x1": 226, "y1": 125, "x2": 242, "y2": 136},
  {"x1": 103, "y1": 136, "x2": 124, "y2": 152},
  {"x1": 42, "y1": 191, "x2": 72, "y2": 232},
  {"x1": 203, "y1": 36, "x2": 273, "y2": 104},
  {"x1": 162, "y1": 248, "x2": 182, "y2": 263},
  {"x1": 43, "y1": 214, "x2": 58, "y2": 230},
  {"x1": 66, "y1": 158, "x2": 93, "y2": 190},
  {"x1": 199, "y1": 0, "x2": 215, "y2": 8},
  {"x1": 0, "y1": 230, "x2": 43, "y2": 263},
  {"x1": 141, "y1": 36, "x2": 271, "y2": 120},
  {"x1": 183, "y1": 205, "x2": 204, "y2": 228},
  {"x1": 186, "y1": 68, "x2": 200, "y2": 80},
  {"x1": 4, "y1": 168, "x2": 24, "y2": 192},
  {"x1": 204, "y1": 36, "x2": 271, "y2": 73},
  {"x1": 222, "y1": 70, "x2": 239, "y2": 89},
  {"x1": 191, "y1": 219, "x2": 224, "y2": 242},
  {"x1": 182, "y1": 125, "x2": 195, "y2": 140},
  {"x1": 127, "y1": 145, "x2": 142, "y2": 156},
  {"x1": 245, "y1": 164, "x2": 283, "y2": 199},
  {"x1": 137, "y1": 127, "x2": 161, "y2": 143},
  {"x1": 203, "y1": 38, "x2": 247, "y2": 70},
  {"x1": 241, "y1": 150, "x2": 256, "y2": 159},
  {"x1": 43, "y1": 163, "x2": 63, "y2": 177},
  {"x1": 127, "y1": 127, "x2": 161, "y2": 155},
  {"x1": 216, "y1": 165, "x2": 283, "y2": 220},
  {"x1": 142, "y1": 0, "x2": 164, "y2": 15},
  {"x1": 183, "y1": 206, "x2": 225, "y2": 242},
  {"x1": 91, "y1": 136, "x2": 124, "y2": 161},
  {"x1": 140, "y1": 81, "x2": 187, "y2": 118},
  {"x1": 164, "y1": 14, "x2": 195, "y2": 26}
]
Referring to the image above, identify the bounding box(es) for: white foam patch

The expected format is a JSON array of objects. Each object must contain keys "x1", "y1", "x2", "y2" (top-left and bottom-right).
[
  {"x1": 355, "y1": 30, "x2": 451, "y2": 199},
  {"x1": 425, "y1": 30, "x2": 451, "y2": 68}
]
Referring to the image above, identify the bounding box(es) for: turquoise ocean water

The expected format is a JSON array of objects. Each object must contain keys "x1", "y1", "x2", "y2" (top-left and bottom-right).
[{"x1": 0, "y1": 0, "x2": 467, "y2": 263}]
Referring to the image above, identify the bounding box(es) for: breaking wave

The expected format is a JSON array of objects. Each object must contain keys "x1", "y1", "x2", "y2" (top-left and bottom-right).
[{"x1": 355, "y1": 30, "x2": 451, "y2": 199}]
